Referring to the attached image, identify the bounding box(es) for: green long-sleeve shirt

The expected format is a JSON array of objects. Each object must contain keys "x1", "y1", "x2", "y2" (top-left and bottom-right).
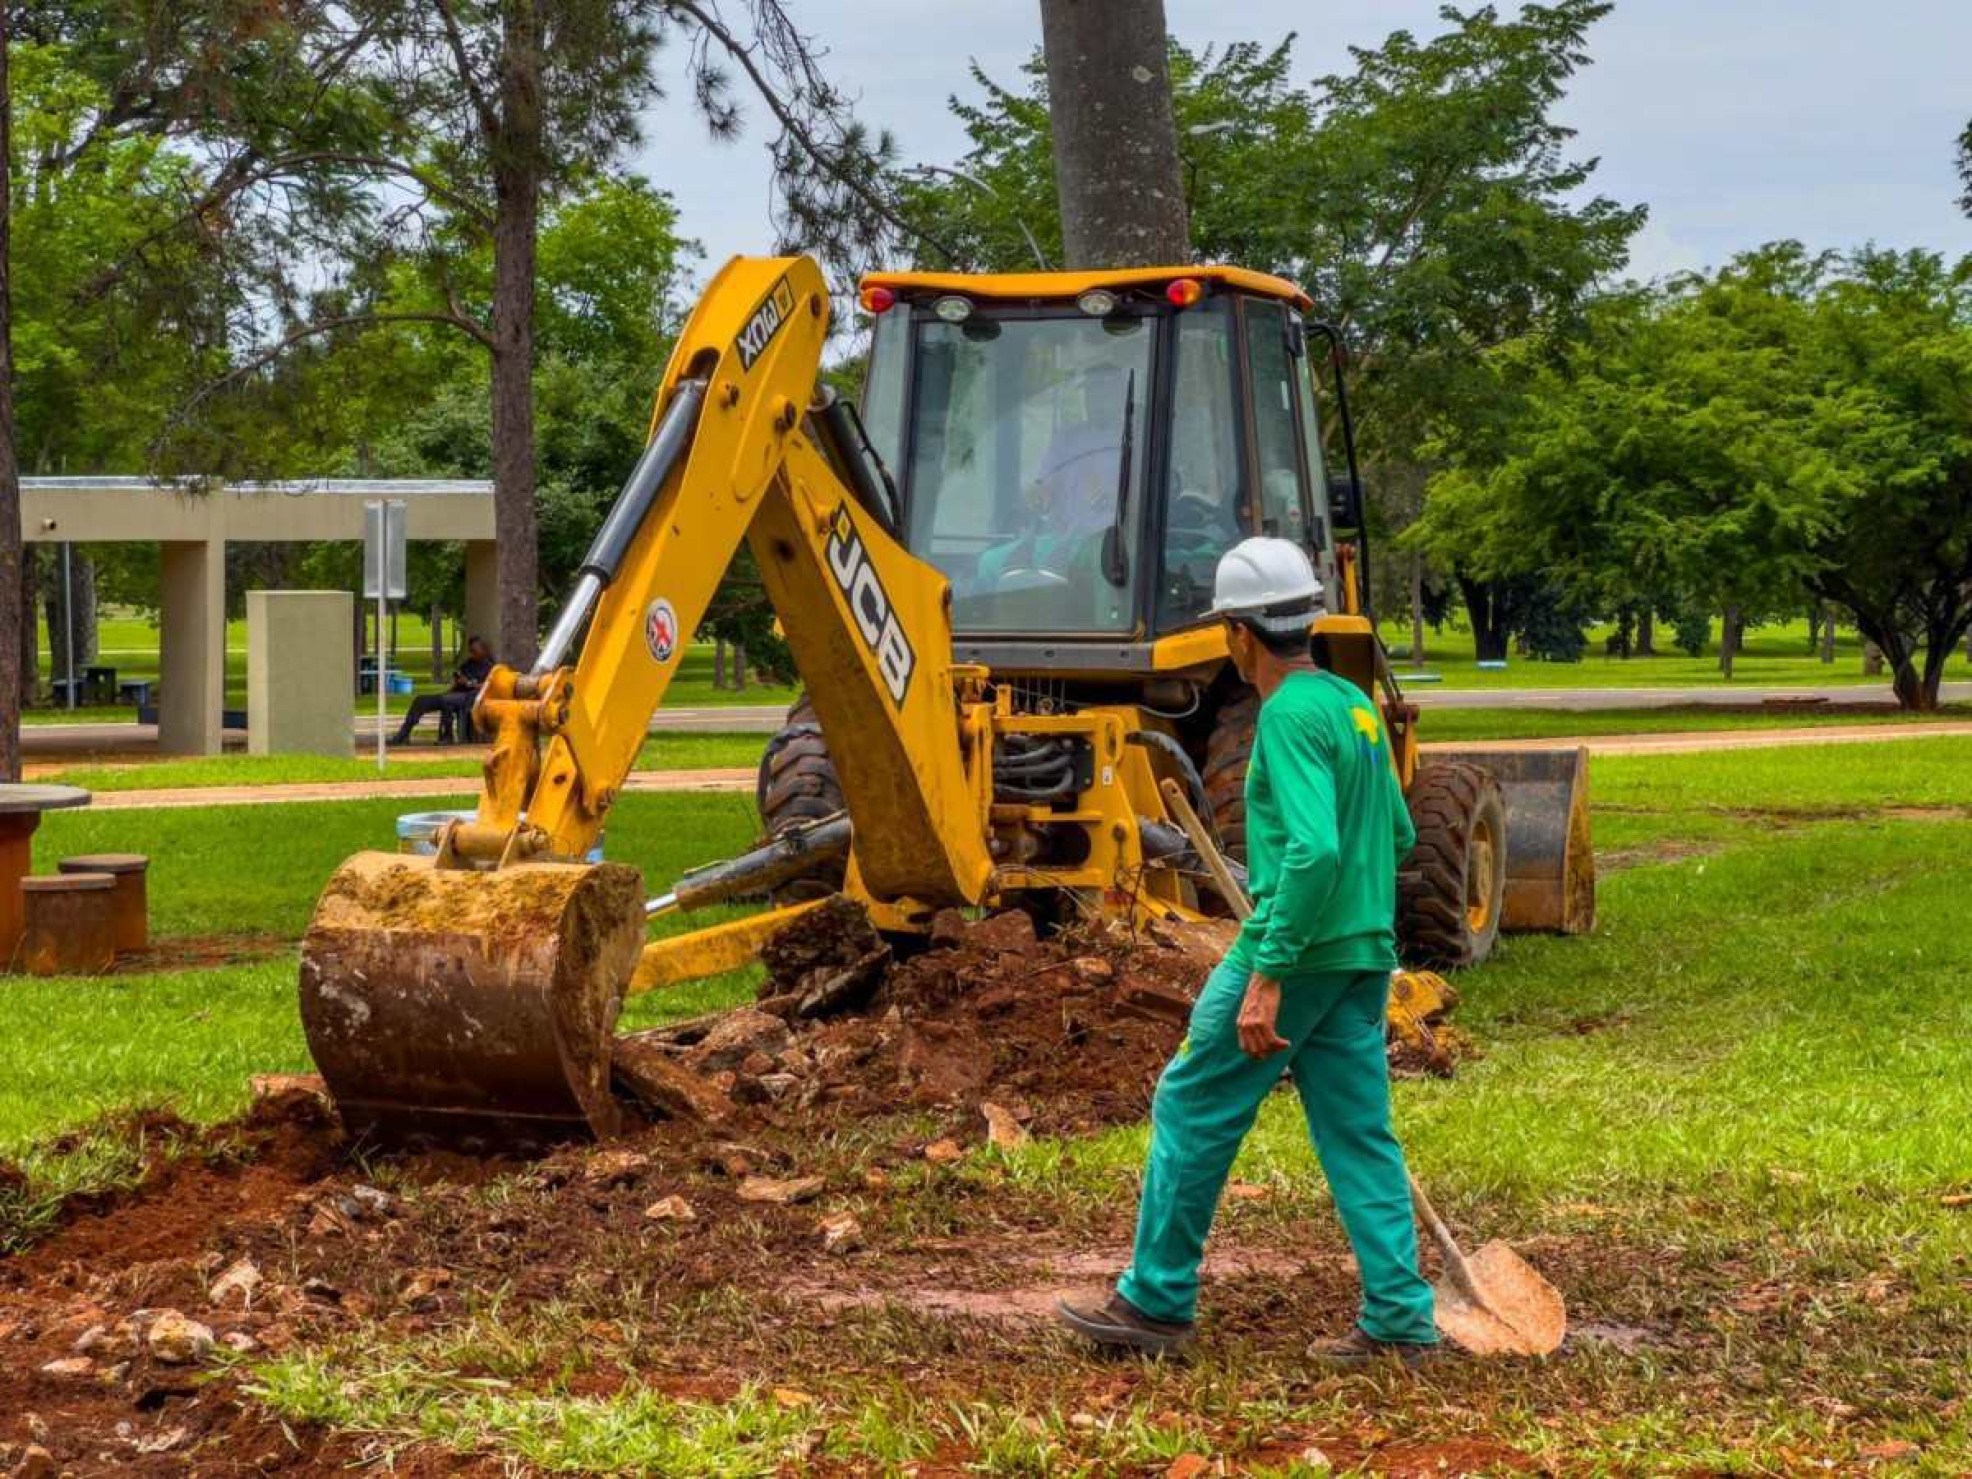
[{"x1": 1227, "y1": 670, "x2": 1416, "y2": 979}]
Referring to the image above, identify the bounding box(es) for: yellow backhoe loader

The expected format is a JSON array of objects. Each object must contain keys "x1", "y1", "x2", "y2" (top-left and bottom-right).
[{"x1": 299, "y1": 255, "x2": 1594, "y2": 1145}]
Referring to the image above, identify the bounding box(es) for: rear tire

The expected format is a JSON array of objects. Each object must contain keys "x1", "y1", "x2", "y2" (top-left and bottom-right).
[
  {"x1": 1202, "y1": 690, "x2": 1260, "y2": 864},
  {"x1": 1398, "y1": 762, "x2": 1507, "y2": 969},
  {"x1": 756, "y1": 694, "x2": 846, "y2": 898}
]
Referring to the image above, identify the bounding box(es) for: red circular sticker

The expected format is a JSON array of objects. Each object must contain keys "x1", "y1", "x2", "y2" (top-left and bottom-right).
[{"x1": 644, "y1": 598, "x2": 679, "y2": 664}]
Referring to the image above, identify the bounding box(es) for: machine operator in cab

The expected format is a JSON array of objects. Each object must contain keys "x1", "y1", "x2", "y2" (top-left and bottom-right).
[{"x1": 1057, "y1": 537, "x2": 1443, "y2": 1367}]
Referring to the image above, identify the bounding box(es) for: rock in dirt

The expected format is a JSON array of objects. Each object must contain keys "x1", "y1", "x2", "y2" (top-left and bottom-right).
[
  {"x1": 961, "y1": 909, "x2": 1037, "y2": 955},
  {"x1": 250, "y1": 1072, "x2": 329, "y2": 1104},
  {"x1": 923, "y1": 1138, "x2": 965, "y2": 1165},
  {"x1": 581, "y1": 1149, "x2": 653, "y2": 1187},
  {"x1": 398, "y1": 1268, "x2": 453, "y2": 1311},
  {"x1": 611, "y1": 1037, "x2": 736, "y2": 1124},
  {"x1": 735, "y1": 1174, "x2": 825, "y2": 1206},
  {"x1": 146, "y1": 1310, "x2": 214, "y2": 1364},
  {"x1": 817, "y1": 1210, "x2": 862, "y2": 1254},
  {"x1": 208, "y1": 1256, "x2": 262, "y2": 1309},
  {"x1": 37, "y1": 1356, "x2": 93, "y2": 1381},
  {"x1": 13, "y1": 1445, "x2": 56, "y2": 1479},
  {"x1": 686, "y1": 1009, "x2": 792, "y2": 1072},
  {"x1": 71, "y1": 1322, "x2": 109, "y2": 1354},
  {"x1": 643, "y1": 1195, "x2": 697, "y2": 1222},
  {"x1": 981, "y1": 1101, "x2": 1030, "y2": 1151}
]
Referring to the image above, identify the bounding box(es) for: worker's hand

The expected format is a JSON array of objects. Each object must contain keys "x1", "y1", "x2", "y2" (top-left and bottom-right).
[{"x1": 1236, "y1": 974, "x2": 1289, "y2": 1060}]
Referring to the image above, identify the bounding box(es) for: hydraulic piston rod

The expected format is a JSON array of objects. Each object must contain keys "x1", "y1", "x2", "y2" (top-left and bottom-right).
[{"x1": 533, "y1": 378, "x2": 709, "y2": 677}]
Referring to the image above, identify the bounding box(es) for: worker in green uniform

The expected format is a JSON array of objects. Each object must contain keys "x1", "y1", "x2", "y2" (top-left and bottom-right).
[{"x1": 1058, "y1": 536, "x2": 1441, "y2": 1365}]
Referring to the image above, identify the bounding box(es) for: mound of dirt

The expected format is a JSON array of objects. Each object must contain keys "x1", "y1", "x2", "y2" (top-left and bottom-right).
[{"x1": 615, "y1": 902, "x2": 1224, "y2": 1141}]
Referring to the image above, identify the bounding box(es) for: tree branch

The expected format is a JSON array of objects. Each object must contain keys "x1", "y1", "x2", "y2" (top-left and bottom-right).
[
  {"x1": 662, "y1": 0, "x2": 958, "y2": 263},
  {"x1": 155, "y1": 308, "x2": 494, "y2": 461},
  {"x1": 431, "y1": 0, "x2": 502, "y2": 142}
]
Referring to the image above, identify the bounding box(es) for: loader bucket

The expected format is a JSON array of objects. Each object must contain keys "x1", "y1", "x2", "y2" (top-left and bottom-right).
[
  {"x1": 1428, "y1": 746, "x2": 1595, "y2": 935},
  {"x1": 299, "y1": 852, "x2": 646, "y2": 1146}
]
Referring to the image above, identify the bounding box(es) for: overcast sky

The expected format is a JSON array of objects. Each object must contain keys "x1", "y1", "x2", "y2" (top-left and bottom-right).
[{"x1": 633, "y1": 0, "x2": 1971, "y2": 288}]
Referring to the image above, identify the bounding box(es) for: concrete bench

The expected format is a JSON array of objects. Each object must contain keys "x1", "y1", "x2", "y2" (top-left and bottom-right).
[
  {"x1": 18, "y1": 873, "x2": 117, "y2": 975},
  {"x1": 58, "y1": 853, "x2": 149, "y2": 952}
]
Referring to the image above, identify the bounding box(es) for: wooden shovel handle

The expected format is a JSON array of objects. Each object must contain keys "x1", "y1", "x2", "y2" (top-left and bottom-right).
[
  {"x1": 1408, "y1": 1171, "x2": 1488, "y2": 1308},
  {"x1": 1158, "y1": 779, "x2": 1252, "y2": 921}
]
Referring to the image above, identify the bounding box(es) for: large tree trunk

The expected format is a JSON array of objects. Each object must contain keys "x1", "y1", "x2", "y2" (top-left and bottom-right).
[
  {"x1": 18, "y1": 546, "x2": 37, "y2": 710},
  {"x1": 1635, "y1": 607, "x2": 1655, "y2": 657},
  {"x1": 489, "y1": 0, "x2": 544, "y2": 669},
  {"x1": 1408, "y1": 552, "x2": 1426, "y2": 667},
  {"x1": 0, "y1": 20, "x2": 19, "y2": 780},
  {"x1": 73, "y1": 553, "x2": 97, "y2": 664},
  {"x1": 1039, "y1": 0, "x2": 1190, "y2": 267},
  {"x1": 1718, "y1": 605, "x2": 1743, "y2": 679},
  {"x1": 1821, "y1": 603, "x2": 1837, "y2": 663}
]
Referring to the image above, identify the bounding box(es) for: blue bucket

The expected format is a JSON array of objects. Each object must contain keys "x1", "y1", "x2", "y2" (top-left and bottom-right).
[
  {"x1": 386, "y1": 672, "x2": 415, "y2": 696},
  {"x1": 396, "y1": 809, "x2": 605, "y2": 864}
]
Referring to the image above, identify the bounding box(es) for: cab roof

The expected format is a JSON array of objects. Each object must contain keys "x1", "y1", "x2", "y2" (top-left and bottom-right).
[{"x1": 859, "y1": 264, "x2": 1313, "y2": 313}]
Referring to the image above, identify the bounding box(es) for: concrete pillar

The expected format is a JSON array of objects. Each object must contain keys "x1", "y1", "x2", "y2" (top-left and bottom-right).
[
  {"x1": 159, "y1": 540, "x2": 225, "y2": 755},
  {"x1": 463, "y1": 540, "x2": 499, "y2": 662},
  {"x1": 248, "y1": 590, "x2": 355, "y2": 756}
]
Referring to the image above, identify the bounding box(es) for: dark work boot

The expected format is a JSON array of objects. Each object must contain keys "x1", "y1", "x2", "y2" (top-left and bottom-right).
[
  {"x1": 1056, "y1": 1290, "x2": 1194, "y2": 1356},
  {"x1": 1308, "y1": 1325, "x2": 1448, "y2": 1369}
]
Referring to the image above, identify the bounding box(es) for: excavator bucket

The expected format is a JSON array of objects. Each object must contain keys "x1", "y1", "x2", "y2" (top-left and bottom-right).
[
  {"x1": 1428, "y1": 746, "x2": 1595, "y2": 935},
  {"x1": 299, "y1": 852, "x2": 646, "y2": 1146}
]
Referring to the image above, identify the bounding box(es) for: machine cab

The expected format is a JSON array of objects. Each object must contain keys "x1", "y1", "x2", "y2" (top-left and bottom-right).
[{"x1": 855, "y1": 267, "x2": 1342, "y2": 671}]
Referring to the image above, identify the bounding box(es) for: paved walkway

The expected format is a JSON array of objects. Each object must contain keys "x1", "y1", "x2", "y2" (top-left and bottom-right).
[
  {"x1": 70, "y1": 720, "x2": 1972, "y2": 810},
  {"x1": 83, "y1": 767, "x2": 758, "y2": 812}
]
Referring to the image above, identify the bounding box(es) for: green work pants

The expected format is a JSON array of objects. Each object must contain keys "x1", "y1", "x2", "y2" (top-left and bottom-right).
[{"x1": 1116, "y1": 960, "x2": 1438, "y2": 1344}]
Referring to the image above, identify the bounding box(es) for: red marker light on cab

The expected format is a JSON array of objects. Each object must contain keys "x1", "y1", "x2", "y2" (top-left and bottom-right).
[
  {"x1": 859, "y1": 284, "x2": 897, "y2": 314},
  {"x1": 1165, "y1": 278, "x2": 1204, "y2": 308}
]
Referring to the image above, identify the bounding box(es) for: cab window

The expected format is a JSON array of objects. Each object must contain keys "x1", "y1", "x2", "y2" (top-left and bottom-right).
[
  {"x1": 902, "y1": 310, "x2": 1151, "y2": 634},
  {"x1": 1243, "y1": 298, "x2": 1310, "y2": 545},
  {"x1": 1157, "y1": 299, "x2": 1244, "y2": 628}
]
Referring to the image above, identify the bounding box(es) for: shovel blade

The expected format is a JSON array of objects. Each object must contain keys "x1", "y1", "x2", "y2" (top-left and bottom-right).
[{"x1": 1432, "y1": 1240, "x2": 1567, "y2": 1357}]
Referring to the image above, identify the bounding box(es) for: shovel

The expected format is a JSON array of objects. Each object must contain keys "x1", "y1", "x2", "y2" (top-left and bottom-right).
[{"x1": 1408, "y1": 1173, "x2": 1566, "y2": 1356}]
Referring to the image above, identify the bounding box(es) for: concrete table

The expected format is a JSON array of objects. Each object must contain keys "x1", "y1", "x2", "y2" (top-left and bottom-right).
[{"x1": 0, "y1": 784, "x2": 92, "y2": 965}]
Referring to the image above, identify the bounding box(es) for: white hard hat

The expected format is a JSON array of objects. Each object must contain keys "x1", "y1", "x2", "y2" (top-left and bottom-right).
[{"x1": 1211, "y1": 537, "x2": 1324, "y2": 634}]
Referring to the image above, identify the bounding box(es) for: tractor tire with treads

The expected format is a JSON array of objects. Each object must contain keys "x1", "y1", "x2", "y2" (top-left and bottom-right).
[
  {"x1": 1398, "y1": 761, "x2": 1507, "y2": 969},
  {"x1": 755, "y1": 695, "x2": 847, "y2": 897},
  {"x1": 1201, "y1": 689, "x2": 1261, "y2": 864}
]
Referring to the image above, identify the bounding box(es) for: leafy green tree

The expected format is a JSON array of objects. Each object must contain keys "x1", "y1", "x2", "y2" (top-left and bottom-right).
[
  {"x1": 900, "y1": 5, "x2": 1642, "y2": 625},
  {"x1": 1415, "y1": 244, "x2": 1972, "y2": 707}
]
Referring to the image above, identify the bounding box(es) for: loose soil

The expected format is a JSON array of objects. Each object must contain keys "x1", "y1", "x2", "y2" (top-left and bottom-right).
[{"x1": 1, "y1": 908, "x2": 1933, "y2": 1474}]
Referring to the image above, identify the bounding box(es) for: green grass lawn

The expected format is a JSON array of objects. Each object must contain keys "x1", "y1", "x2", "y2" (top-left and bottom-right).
[
  {"x1": 1419, "y1": 700, "x2": 1972, "y2": 744},
  {"x1": 6, "y1": 740, "x2": 1972, "y2": 1469},
  {"x1": 41, "y1": 732, "x2": 767, "y2": 792},
  {"x1": 27, "y1": 609, "x2": 797, "y2": 725},
  {"x1": 1384, "y1": 612, "x2": 1970, "y2": 690}
]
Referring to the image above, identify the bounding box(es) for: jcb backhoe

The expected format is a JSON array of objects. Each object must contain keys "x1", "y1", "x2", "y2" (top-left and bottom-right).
[{"x1": 299, "y1": 255, "x2": 1594, "y2": 1145}]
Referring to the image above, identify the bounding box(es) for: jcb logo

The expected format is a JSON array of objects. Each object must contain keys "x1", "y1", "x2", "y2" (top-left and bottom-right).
[
  {"x1": 737, "y1": 277, "x2": 796, "y2": 371},
  {"x1": 827, "y1": 505, "x2": 915, "y2": 705}
]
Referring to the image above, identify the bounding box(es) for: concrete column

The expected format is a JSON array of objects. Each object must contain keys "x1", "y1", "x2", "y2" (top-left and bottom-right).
[
  {"x1": 463, "y1": 540, "x2": 499, "y2": 662},
  {"x1": 248, "y1": 590, "x2": 355, "y2": 756},
  {"x1": 159, "y1": 540, "x2": 225, "y2": 755}
]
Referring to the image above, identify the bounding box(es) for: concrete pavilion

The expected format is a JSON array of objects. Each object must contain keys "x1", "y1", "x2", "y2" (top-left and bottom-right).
[{"x1": 20, "y1": 477, "x2": 497, "y2": 755}]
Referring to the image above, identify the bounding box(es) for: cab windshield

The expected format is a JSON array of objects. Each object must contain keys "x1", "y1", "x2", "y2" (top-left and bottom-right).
[{"x1": 899, "y1": 311, "x2": 1152, "y2": 633}]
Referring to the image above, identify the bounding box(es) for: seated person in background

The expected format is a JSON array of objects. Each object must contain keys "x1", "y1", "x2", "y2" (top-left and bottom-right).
[{"x1": 389, "y1": 636, "x2": 494, "y2": 746}]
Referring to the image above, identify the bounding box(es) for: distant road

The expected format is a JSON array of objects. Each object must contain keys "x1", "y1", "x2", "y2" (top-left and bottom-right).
[{"x1": 1403, "y1": 680, "x2": 1972, "y2": 711}]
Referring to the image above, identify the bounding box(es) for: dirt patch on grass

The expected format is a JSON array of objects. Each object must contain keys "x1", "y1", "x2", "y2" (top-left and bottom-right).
[
  {"x1": 9, "y1": 908, "x2": 1952, "y2": 1473},
  {"x1": 110, "y1": 933, "x2": 293, "y2": 973}
]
